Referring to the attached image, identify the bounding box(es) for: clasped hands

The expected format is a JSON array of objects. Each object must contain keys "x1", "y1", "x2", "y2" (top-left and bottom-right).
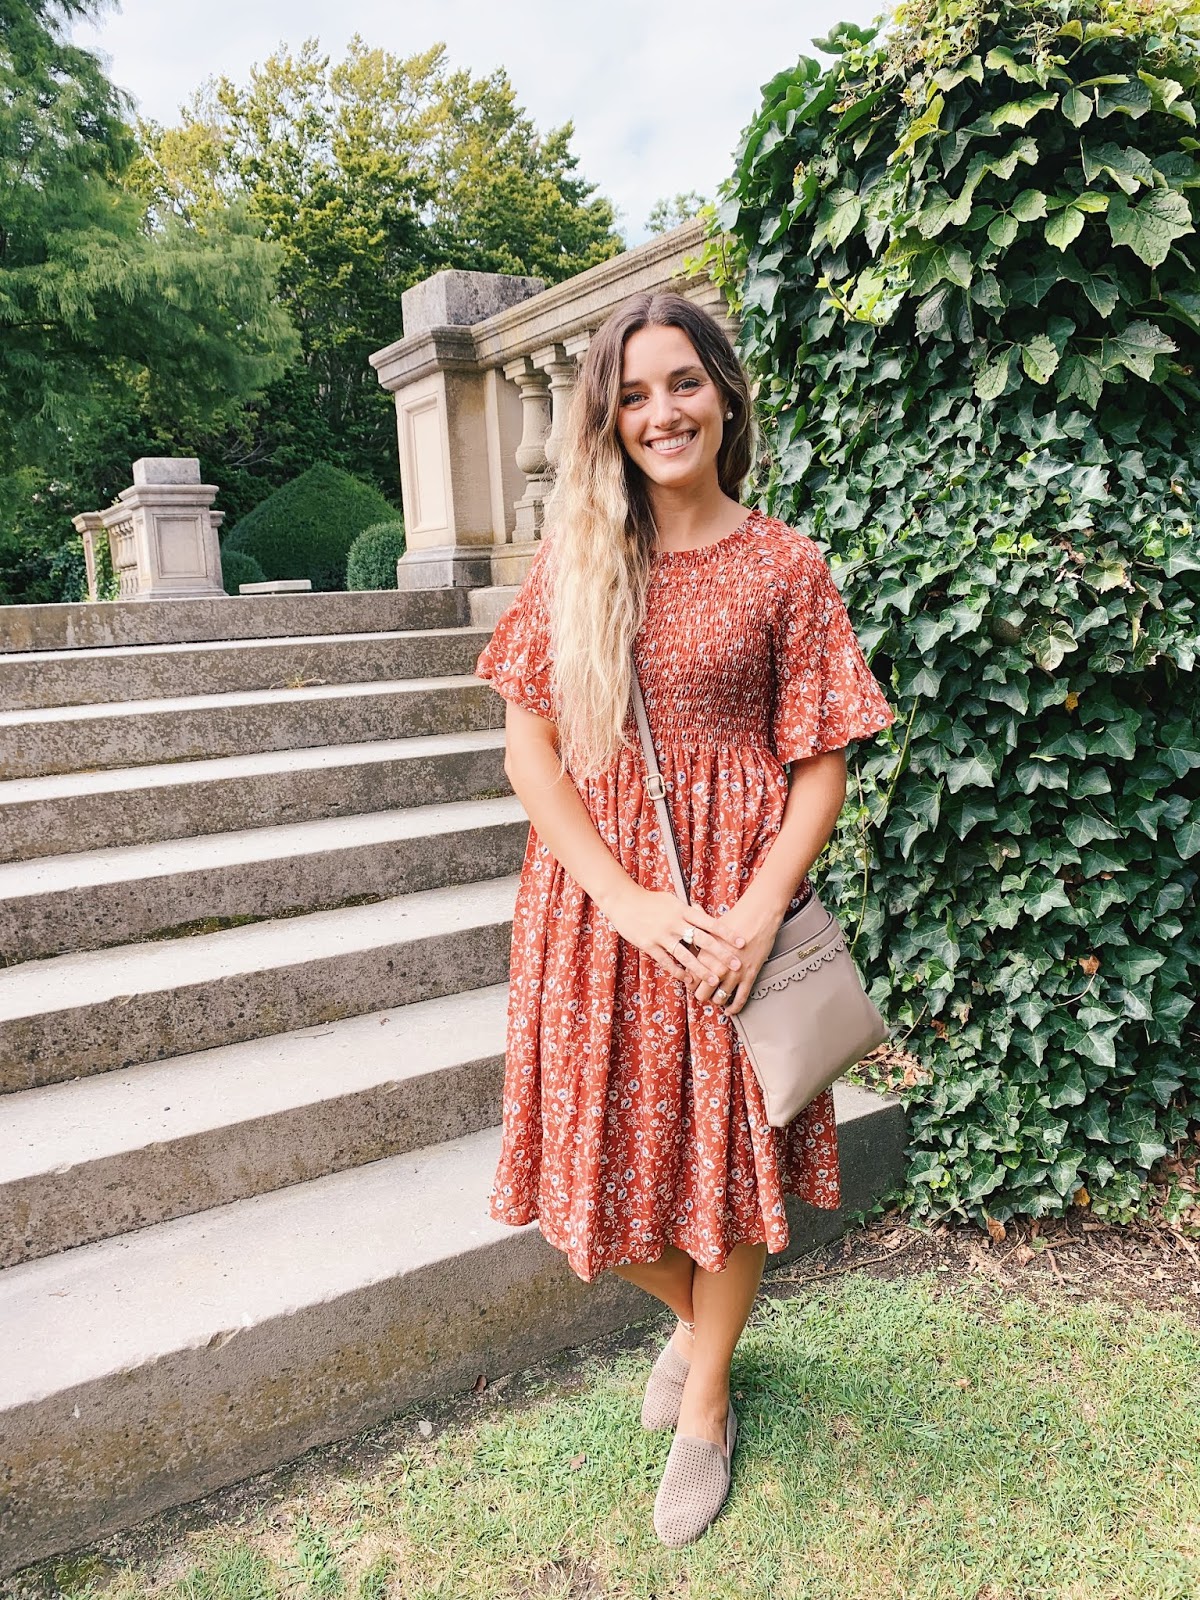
[{"x1": 604, "y1": 883, "x2": 784, "y2": 1018}]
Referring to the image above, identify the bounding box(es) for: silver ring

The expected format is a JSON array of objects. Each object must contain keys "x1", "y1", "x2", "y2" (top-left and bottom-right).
[{"x1": 678, "y1": 926, "x2": 697, "y2": 950}]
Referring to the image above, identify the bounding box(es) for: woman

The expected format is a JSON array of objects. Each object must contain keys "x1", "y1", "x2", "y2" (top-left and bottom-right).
[{"x1": 475, "y1": 292, "x2": 894, "y2": 1545}]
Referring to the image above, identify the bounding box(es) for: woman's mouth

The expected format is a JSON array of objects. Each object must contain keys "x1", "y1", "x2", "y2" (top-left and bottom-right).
[{"x1": 646, "y1": 431, "x2": 696, "y2": 455}]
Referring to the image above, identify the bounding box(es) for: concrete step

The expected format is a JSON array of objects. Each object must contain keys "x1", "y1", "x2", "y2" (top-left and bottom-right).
[
  {"x1": 0, "y1": 675, "x2": 503, "y2": 779},
  {"x1": 0, "y1": 627, "x2": 493, "y2": 710},
  {"x1": 0, "y1": 796, "x2": 529, "y2": 960},
  {"x1": 0, "y1": 589, "x2": 471, "y2": 653},
  {"x1": 0, "y1": 985, "x2": 509, "y2": 1266},
  {"x1": 0, "y1": 873, "x2": 518, "y2": 1092},
  {"x1": 0, "y1": 1083, "x2": 907, "y2": 1575},
  {"x1": 0, "y1": 730, "x2": 510, "y2": 864}
]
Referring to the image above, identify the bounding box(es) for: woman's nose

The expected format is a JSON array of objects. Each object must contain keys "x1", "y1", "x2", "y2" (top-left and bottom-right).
[{"x1": 648, "y1": 387, "x2": 681, "y2": 429}]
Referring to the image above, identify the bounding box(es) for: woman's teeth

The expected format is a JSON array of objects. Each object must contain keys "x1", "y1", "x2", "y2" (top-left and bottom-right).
[{"x1": 648, "y1": 433, "x2": 694, "y2": 454}]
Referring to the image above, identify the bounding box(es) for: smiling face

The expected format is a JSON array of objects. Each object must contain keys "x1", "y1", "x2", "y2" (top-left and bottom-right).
[{"x1": 615, "y1": 323, "x2": 729, "y2": 493}]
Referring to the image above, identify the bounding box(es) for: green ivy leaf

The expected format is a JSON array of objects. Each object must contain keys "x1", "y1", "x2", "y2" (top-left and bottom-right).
[
  {"x1": 991, "y1": 92, "x2": 1058, "y2": 130},
  {"x1": 1081, "y1": 141, "x2": 1155, "y2": 193},
  {"x1": 1096, "y1": 77, "x2": 1152, "y2": 120},
  {"x1": 817, "y1": 188, "x2": 863, "y2": 252},
  {"x1": 1009, "y1": 259, "x2": 1059, "y2": 305},
  {"x1": 1045, "y1": 205, "x2": 1085, "y2": 250},
  {"x1": 917, "y1": 184, "x2": 976, "y2": 238},
  {"x1": 945, "y1": 750, "x2": 997, "y2": 792},
  {"x1": 911, "y1": 243, "x2": 974, "y2": 295},
  {"x1": 974, "y1": 346, "x2": 1013, "y2": 402},
  {"x1": 893, "y1": 91, "x2": 945, "y2": 159},
  {"x1": 1106, "y1": 189, "x2": 1195, "y2": 268},
  {"x1": 1106, "y1": 320, "x2": 1178, "y2": 380},
  {"x1": 1060, "y1": 259, "x2": 1121, "y2": 317},
  {"x1": 1176, "y1": 816, "x2": 1200, "y2": 860},
  {"x1": 1062, "y1": 87, "x2": 1094, "y2": 127},
  {"x1": 1011, "y1": 189, "x2": 1048, "y2": 222},
  {"x1": 984, "y1": 46, "x2": 1040, "y2": 83},
  {"x1": 1026, "y1": 617, "x2": 1078, "y2": 668},
  {"x1": 1021, "y1": 334, "x2": 1062, "y2": 384},
  {"x1": 1056, "y1": 353, "x2": 1106, "y2": 408},
  {"x1": 988, "y1": 212, "x2": 1020, "y2": 248},
  {"x1": 933, "y1": 56, "x2": 984, "y2": 91},
  {"x1": 1138, "y1": 71, "x2": 1185, "y2": 111}
]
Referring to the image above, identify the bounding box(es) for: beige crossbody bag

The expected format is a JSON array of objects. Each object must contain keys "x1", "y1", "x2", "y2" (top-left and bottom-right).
[{"x1": 631, "y1": 668, "x2": 889, "y2": 1128}]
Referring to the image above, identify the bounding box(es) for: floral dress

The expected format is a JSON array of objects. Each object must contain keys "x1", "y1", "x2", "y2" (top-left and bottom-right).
[{"x1": 475, "y1": 508, "x2": 895, "y2": 1282}]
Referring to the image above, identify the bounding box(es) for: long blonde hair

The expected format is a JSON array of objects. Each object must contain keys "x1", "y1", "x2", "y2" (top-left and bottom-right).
[{"x1": 545, "y1": 292, "x2": 755, "y2": 777}]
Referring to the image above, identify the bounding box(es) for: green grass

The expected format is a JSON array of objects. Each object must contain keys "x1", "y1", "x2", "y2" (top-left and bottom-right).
[{"x1": 40, "y1": 1274, "x2": 1200, "y2": 1600}]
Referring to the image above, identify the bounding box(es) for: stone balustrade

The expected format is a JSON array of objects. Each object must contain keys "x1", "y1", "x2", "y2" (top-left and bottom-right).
[
  {"x1": 369, "y1": 218, "x2": 732, "y2": 602},
  {"x1": 75, "y1": 458, "x2": 226, "y2": 601}
]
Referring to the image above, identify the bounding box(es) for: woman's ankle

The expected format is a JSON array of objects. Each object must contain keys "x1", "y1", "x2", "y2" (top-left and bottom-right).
[{"x1": 670, "y1": 1316, "x2": 695, "y2": 1356}]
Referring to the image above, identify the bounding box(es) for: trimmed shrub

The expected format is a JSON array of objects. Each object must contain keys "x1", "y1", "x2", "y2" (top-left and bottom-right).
[
  {"x1": 346, "y1": 519, "x2": 406, "y2": 590},
  {"x1": 223, "y1": 463, "x2": 399, "y2": 592},
  {"x1": 716, "y1": 0, "x2": 1200, "y2": 1225},
  {"x1": 220, "y1": 548, "x2": 266, "y2": 595}
]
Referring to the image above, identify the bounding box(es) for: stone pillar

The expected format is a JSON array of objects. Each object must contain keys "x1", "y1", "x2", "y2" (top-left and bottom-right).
[
  {"x1": 92, "y1": 460, "x2": 226, "y2": 601},
  {"x1": 71, "y1": 512, "x2": 106, "y2": 602},
  {"x1": 370, "y1": 269, "x2": 544, "y2": 590}
]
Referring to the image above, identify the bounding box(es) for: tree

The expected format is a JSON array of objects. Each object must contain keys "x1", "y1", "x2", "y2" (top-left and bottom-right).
[
  {"x1": 0, "y1": 0, "x2": 296, "y2": 602},
  {"x1": 717, "y1": 0, "x2": 1200, "y2": 1226},
  {"x1": 137, "y1": 39, "x2": 621, "y2": 501},
  {"x1": 0, "y1": 0, "x2": 295, "y2": 475},
  {"x1": 646, "y1": 191, "x2": 710, "y2": 234}
]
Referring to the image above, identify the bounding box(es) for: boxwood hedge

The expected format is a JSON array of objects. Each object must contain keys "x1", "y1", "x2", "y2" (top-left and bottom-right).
[
  {"x1": 712, "y1": 0, "x2": 1200, "y2": 1224},
  {"x1": 346, "y1": 519, "x2": 406, "y2": 590},
  {"x1": 223, "y1": 463, "x2": 398, "y2": 592}
]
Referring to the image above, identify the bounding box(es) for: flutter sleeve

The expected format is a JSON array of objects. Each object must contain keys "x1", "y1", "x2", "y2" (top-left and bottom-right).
[
  {"x1": 474, "y1": 541, "x2": 556, "y2": 721},
  {"x1": 771, "y1": 539, "x2": 895, "y2": 763}
]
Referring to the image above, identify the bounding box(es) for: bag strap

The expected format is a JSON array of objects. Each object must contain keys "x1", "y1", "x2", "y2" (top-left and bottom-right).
[
  {"x1": 630, "y1": 665, "x2": 689, "y2": 903},
  {"x1": 631, "y1": 664, "x2": 754, "y2": 1054}
]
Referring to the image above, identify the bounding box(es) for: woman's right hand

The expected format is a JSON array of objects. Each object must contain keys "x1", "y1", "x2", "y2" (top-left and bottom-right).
[{"x1": 601, "y1": 884, "x2": 746, "y2": 988}]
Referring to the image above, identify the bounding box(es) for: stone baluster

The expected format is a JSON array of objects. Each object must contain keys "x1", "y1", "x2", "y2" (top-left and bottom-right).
[
  {"x1": 503, "y1": 356, "x2": 553, "y2": 541},
  {"x1": 532, "y1": 343, "x2": 579, "y2": 475}
]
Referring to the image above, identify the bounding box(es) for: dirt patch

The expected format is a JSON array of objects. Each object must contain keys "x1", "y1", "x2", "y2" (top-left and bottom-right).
[{"x1": 768, "y1": 1203, "x2": 1200, "y2": 1329}]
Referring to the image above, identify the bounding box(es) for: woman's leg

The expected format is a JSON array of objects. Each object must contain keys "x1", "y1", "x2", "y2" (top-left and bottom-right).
[
  {"x1": 612, "y1": 1244, "x2": 696, "y2": 1354},
  {"x1": 675, "y1": 1240, "x2": 767, "y2": 1448}
]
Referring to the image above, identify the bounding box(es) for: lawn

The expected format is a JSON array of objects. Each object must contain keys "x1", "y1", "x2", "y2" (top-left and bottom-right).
[{"x1": 18, "y1": 1226, "x2": 1200, "y2": 1600}]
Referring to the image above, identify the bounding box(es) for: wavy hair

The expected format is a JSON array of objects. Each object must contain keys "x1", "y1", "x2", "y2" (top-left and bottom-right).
[{"x1": 544, "y1": 291, "x2": 754, "y2": 777}]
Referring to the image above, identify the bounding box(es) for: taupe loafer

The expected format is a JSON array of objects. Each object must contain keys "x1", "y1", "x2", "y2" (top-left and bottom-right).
[
  {"x1": 653, "y1": 1405, "x2": 738, "y2": 1547},
  {"x1": 641, "y1": 1337, "x2": 690, "y2": 1431}
]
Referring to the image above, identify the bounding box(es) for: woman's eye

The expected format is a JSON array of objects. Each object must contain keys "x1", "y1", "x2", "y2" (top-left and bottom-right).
[
  {"x1": 676, "y1": 378, "x2": 701, "y2": 391},
  {"x1": 620, "y1": 392, "x2": 646, "y2": 406}
]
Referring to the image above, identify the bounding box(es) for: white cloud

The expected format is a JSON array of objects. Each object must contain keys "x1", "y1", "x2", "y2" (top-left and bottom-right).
[{"x1": 76, "y1": 0, "x2": 882, "y2": 243}]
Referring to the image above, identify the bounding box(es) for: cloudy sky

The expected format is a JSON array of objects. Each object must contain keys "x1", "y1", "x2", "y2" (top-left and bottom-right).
[{"x1": 76, "y1": 0, "x2": 881, "y2": 244}]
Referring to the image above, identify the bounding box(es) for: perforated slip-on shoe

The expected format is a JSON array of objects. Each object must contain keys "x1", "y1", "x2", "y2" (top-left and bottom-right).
[
  {"x1": 652, "y1": 1405, "x2": 738, "y2": 1547},
  {"x1": 641, "y1": 1337, "x2": 690, "y2": 1431}
]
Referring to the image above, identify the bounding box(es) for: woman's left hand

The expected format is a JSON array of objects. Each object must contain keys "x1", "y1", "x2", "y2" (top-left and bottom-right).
[{"x1": 685, "y1": 884, "x2": 789, "y2": 1017}]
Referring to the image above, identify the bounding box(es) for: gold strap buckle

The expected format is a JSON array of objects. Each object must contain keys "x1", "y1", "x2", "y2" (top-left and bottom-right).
[{"x1": 644, "y1": 773, "x2": 666, "y2": 801}]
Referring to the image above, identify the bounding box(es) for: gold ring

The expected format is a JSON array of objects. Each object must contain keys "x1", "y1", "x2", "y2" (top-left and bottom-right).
[
  {"x1": 678, "y1": 927, "x2": 697, "y2": 950},
  {"x1": 714, "y1": 986, "x2": 730, "y2": 1005}
]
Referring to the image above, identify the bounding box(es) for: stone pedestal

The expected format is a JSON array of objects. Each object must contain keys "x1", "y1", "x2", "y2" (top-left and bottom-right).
[
  {"x1": 372, "y1": 271, "x2": 545, "y2": 591},
  {"x1": 92, "y1": 460, "x2": 226, "y2": 601}
]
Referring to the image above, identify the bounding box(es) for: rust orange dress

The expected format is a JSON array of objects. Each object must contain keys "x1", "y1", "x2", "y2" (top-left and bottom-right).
[{"x1": 475, "y1": 508, "x2": 895, "y2": 1282}]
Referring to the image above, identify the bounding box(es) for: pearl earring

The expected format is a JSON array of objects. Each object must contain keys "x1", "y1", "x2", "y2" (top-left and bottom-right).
[{"x1": 724, "y1": 408, "x2": 733, "y2": 420}]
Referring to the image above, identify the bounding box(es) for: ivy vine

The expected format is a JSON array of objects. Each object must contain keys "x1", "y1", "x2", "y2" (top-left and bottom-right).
[{"x1": 711, "y1": 0, "x2": 1200, "y2": 1224}]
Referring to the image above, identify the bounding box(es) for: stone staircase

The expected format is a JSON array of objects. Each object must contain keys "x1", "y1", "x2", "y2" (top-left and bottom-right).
[{"x1": 0, "y1": 590, "x2": 906, "y2": 1576}]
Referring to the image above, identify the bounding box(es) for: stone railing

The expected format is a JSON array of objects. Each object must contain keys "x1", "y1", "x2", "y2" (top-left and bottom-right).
[
  {"x1": 74, "y1": 458, "x2": 226, "y2": 601},
  {"x1": 369, "y1": 218, "x2": 731, "y2": 602}
]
